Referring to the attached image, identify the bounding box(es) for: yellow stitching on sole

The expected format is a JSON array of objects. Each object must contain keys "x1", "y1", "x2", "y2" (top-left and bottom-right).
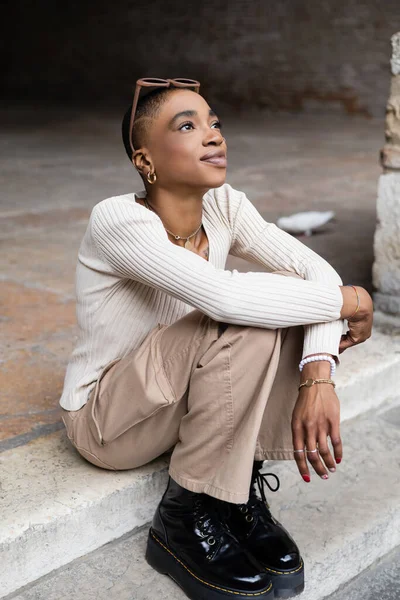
[
  {"x1": 263, "y1": 558, "x2": 304, "y2": 576},
  {"x1": 150, "y1": 530, "x2": 272, "y2": 597}
]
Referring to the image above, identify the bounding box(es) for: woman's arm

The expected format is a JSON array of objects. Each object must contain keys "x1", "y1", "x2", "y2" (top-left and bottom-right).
[
  {"x1": 91, "y1": 197, "x2": 344, "y2": 331},
  {"x1": 292, "y1": 285, "x2": 373, "y2": 483},
  {"x1": 227, "y1": 186, "x2": 346, "y2": 361}
]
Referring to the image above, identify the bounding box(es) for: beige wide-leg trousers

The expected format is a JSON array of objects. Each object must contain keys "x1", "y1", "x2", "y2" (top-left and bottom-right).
[{"x1": 61, "y1": 271, "x2": 304, "y2": 504}]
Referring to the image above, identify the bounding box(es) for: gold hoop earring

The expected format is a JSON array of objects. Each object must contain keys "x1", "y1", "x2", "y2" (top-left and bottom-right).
[{"x1": 147, "y1": 171, "x2": 157, "y2": 184}]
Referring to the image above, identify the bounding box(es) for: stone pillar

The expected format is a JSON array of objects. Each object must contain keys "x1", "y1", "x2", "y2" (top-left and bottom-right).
[{"x1": 373, "y1": 32, "x2": 400, "y2": 314}]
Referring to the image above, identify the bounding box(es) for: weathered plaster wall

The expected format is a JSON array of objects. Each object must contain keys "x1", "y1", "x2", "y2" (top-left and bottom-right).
[
  {"x1": 2, "y1": 0, "x2": 400, "y2": 115},
  {"x1": 373, "y1": 33, "x2": 400, "y2": 313}
]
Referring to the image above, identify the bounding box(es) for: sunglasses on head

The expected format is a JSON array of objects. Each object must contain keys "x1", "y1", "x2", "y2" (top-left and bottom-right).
[{"x1": 128, "y1": 77, "x2": 201, "y2": 154}]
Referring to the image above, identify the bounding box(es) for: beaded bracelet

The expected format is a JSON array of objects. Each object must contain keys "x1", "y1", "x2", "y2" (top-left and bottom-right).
[
  {"x1": 299, "y1": 354, "x2": 336, "y2": 378},
  {"x1": 345, "y1": 285, "x2": 360, "y2": 319}
]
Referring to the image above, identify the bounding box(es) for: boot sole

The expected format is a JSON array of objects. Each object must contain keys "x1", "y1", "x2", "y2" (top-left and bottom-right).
[
  {"x1": 145, "y1": 528, "x2": 274, "y2": 600},
  {"x1": 266, "y1": 560, "x2": 305, "y2": 598}
]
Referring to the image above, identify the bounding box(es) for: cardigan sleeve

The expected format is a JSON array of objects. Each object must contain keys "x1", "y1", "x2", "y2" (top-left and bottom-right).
[
  {"x1": 91, "y1": 196, "x2": 343, "y2": 334},
  {"x1": 227, "y1": 186, "x2": 344, "y2": 362}
]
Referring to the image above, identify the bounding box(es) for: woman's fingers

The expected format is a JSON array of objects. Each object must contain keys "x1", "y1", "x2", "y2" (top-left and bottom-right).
[
  {"x1": 347, "y1": 316, "x2": 372, "y2": 345},
  {"x1": 330, "y1": 421, "x2": 343, "y2": 464},
  {"x1": 317, "y1": 433, "x2": 337, "y2": 472},
  {"x1": 339, "y1": 334, "x2": 355, "y2": 353},
  {"x1": 339, "y1": 326, "x2": 369, "y2": 352},
  {"x1": 304, "y1": 433, "x2": 329, "y2": 479},
  {"x1": 292, "y1": 427, "x2": 310, "y2": 482},
  {"x1": 340, "y1": 306, "x2": 373, "y2": 353},
  {"x1": 292, "y1": 390, "x2": 342, "y2": 482}
]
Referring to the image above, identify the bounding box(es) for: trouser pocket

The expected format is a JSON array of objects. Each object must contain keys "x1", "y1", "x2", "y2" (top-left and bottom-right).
[{"x1": 88, "y1": 324, "x2": 175, "y2": 446}]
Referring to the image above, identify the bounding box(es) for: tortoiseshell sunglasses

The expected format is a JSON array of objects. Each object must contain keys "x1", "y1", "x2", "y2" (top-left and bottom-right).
[{"x1": 128, "y1": 77, "x2": 201, "y2": 153}]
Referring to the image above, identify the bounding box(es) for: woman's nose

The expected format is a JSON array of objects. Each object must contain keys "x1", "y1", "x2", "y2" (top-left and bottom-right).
[{"x1": 204, "y1": 129, "x2": 225, "y2": 146}]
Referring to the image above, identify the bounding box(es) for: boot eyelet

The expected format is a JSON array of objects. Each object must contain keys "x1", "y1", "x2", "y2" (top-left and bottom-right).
[
  {"x1": 245, "y1": 514, "x2": 254, "y2": 522},
  {"x1": 239, "y1": 506, "x2": 248, "y2": 513},
  {"x1": 207, "y1": 536, "x2": 216, "y2": 545},
  {"x1": 196, "y1": 520, "x2": 206, "y2": 532}
]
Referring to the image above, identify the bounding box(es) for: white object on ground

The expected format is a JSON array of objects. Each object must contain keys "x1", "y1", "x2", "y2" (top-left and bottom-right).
[{"x1": 277, "y1": 210, "x2": 335, "y2": 236}]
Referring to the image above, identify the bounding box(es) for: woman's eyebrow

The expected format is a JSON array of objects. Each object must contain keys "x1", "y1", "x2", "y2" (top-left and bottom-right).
[{"x1": 168, "y1": 109, "x2": 217, "y2": 128}]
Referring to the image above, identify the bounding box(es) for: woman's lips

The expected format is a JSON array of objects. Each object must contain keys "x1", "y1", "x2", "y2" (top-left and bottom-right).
[{"x1": 200, "y1": 156, "x2": 227, "y2": 167}]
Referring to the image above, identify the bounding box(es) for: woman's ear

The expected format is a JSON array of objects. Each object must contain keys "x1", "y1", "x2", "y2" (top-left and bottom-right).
[{"x1": 132, "y1": 149, "x2": 152, "y2": 177}]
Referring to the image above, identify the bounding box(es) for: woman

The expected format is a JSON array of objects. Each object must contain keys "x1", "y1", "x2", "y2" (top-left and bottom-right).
[{"x1": 59, "y1": 78, "x2": 373, "y2": 600}]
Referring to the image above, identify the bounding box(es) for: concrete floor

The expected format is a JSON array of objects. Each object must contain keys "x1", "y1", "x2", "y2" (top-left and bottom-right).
[{"x1": 0, "y1": 107, "x2": 384, "y2": 452}]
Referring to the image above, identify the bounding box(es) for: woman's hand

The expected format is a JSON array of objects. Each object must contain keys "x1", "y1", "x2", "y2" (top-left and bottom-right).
[
  {"x1": 339, "y1": 286, "x2": 373, "y2": 353},
  {"x1": 291, "y1": 361, "x2": 342, "y2": 481}
]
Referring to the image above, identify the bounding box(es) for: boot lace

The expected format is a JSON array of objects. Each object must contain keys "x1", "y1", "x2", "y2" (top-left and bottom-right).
[
  {"x1": 254, "y1": 470, "x2": 280, "y2": 504},
  {"x1": 237, "y1": 471, "x2": 280, "y2": 520},
  {"x1": 193, "y1": 494, "x2": 228, "y2": 545}
]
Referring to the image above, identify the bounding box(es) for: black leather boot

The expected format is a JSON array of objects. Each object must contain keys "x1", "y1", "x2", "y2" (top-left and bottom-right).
[
  {"x1": 216, "y1": 461, "x2": 304, "y2": 598},
  {"x1": 145, "y1": 474, "x2": 273, "y2": 600}
]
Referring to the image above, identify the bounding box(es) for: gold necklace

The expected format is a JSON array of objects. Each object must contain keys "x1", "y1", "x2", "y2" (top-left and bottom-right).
[{"x1": 143, "y1": 196, "x2": 203, "y2": 250}]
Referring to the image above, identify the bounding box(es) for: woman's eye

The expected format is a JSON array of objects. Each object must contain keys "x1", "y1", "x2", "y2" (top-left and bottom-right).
[
  {"x1": 179, "y1": 122, "x2": 194, "y2": 131},
  {"x1": 178, "y1": 120, "x2": 222, "y2": 131}
]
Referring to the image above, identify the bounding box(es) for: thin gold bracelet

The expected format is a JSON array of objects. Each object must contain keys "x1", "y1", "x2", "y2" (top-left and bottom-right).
[
  {"x1": 346, "y1": 285, "x2": 360, "y2": 319},
  {"x1": 298, "y1": 378, "x2": 336, "y2": 391}
]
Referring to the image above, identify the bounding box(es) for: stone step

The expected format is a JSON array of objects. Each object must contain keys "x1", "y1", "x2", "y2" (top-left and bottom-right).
[
  {"x1": 1, "y1": 322, "x2": 400, "y2": 598},
  {"x1": 5, "y1": 538, "x2": 400, "y2": 600},
  {"x1": 326, "y1": 546, "x2": 400, "y2": 600},
  {"x1": 3, "y1": 394, "x2": 400, "y2": 600}
]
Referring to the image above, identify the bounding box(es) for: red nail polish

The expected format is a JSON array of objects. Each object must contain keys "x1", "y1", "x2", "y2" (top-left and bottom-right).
[
  {"x1": 336, "y1": 458, "x2": 342, "y2": 464},
  {"x1": 302, "y1": 474, "x2": 311, "y2": 482}
]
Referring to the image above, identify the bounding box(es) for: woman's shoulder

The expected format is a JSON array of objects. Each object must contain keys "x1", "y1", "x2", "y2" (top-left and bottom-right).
[
  {"x1": 204, "y1": 183, "x2": 246, "y2": 223},
  {"x1": 86, "y1": 192, "x2": 163, "y2": 246},
  {"x1": 93, "y1": 191, "x2": 144, "y2": 212},
  {"x1": 90, "y1": 191, "x2": 157, "y2": 224}
]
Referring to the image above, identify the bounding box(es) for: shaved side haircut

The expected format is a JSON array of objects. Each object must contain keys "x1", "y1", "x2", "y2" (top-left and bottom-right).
[{"x1": 122, "y1": 87, "x2": 197, "y2": 162}]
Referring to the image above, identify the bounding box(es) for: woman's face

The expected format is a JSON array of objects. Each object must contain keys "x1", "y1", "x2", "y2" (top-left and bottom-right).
[{"x1": 145, "y1": 89, "x2": 227, "y2": 191}]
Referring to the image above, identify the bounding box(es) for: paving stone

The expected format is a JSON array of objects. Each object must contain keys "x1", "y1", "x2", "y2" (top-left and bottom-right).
[
  {"x1": 0, "y1": 349, "x2": 68, "y2": 446},
  {"x1": 0, "y1": 282, "x2": 77, "y2": 447},
  {"x1": 1, "y1": 283, "x2": 76, "y2": 345},
  {"x1": 0, "y1": 229, "x2": 85, "y2": 296}
]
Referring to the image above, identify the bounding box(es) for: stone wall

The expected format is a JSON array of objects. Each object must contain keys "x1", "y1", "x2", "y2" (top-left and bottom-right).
[
  {"x1": 373, "y1": 33, "x2": 400, "y2": 314},
  {"x1": 2, "y1": 0, "x2": 400, "y2": 115}
]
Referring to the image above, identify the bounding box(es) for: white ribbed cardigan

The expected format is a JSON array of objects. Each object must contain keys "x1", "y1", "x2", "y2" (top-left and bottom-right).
[{"x1": 60, "y1": 183, "x2": 344, "y2": 411}]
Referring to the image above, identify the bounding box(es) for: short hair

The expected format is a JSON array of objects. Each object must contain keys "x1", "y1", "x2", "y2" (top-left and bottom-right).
[{"x1": 122, "y1": 87, "x2": 197, "y2": 162}]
